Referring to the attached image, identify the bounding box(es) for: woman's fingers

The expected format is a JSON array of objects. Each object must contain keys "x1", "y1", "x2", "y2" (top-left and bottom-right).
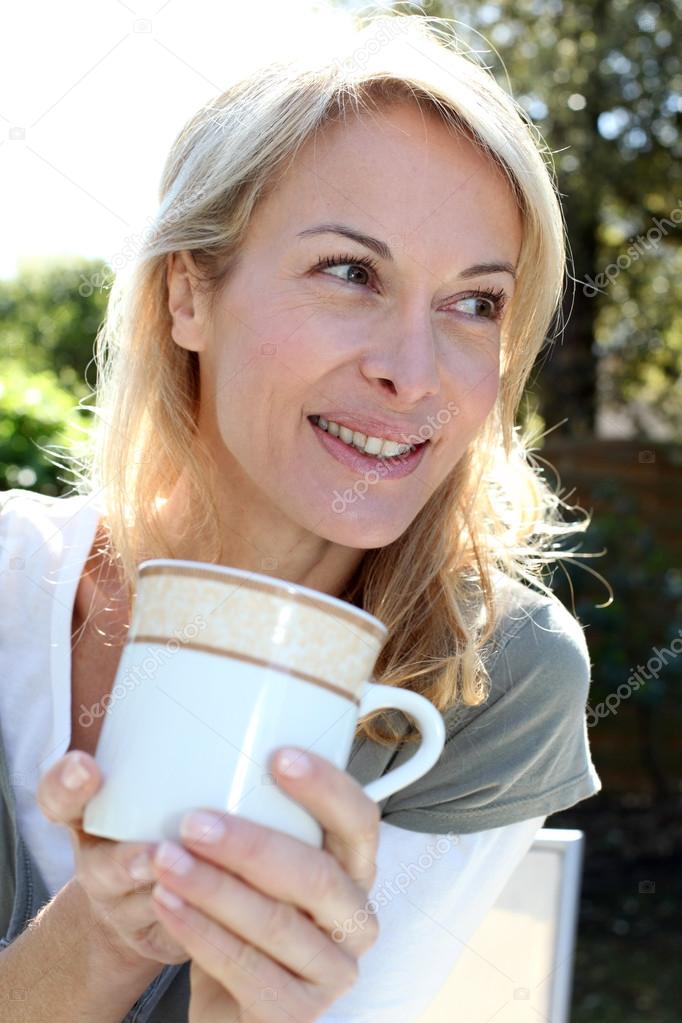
[
  {"x1": 167, "y1": 806, "x2": 378, "y2": 959},
  {"x1": 270, "y1": 747, "x2": 381, "y2": 894},
  {"x1": 154, "y1": 891, "x2": 345, "y2": 1022},
  {"x1": 36, "y1": 750, "x2": 101, "y2": 828},
  {"x1": 149, "y1": 840, "x2": 358, "y2": 987},
  {"x1": 37, "y1": 751, "x2": 159, "y2": 895},
  {"x1": 149, "y1": 747, "x2": 383, "y2": 1013},
  {"x1": 36, "y1": 750, "x2": 189, "y2": 966},
  {"x1": 82, "y1": 834, "x2": 163, "y2": 899},
  {"x1": 187, "y1": 963, "x2": 241, "y2": 1023}
]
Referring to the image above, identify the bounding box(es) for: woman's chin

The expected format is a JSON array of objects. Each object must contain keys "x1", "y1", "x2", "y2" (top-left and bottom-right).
[{"x1": 308, "y1": 504, "x2": 414, "y2": 550}]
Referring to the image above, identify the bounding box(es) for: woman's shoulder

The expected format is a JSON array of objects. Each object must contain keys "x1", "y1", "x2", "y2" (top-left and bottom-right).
[
  {"x1": 0, "y1": 487, "x2": 103, "y2": 543},
  {"x1": 0, "y1": 489, "x2": 105, "y2": 600},
  {"x1": 454, "y1": 568, "x2": 594, "y2": 746},
  {"x1": 485, "y1": 568, "x2": 591, "y2": 685},
  {"x1": 1, "y1": 487, "x2": 73, "y2": 528},
  {"x1": 0, "y1": 488, "x2": 61, "y2": 563},
  {"x1": 0, "y1": 486, "x2": 99, "y2": 516},
  {"x1": 375, "y1": 569, "x2": 601, "y2": 834}
]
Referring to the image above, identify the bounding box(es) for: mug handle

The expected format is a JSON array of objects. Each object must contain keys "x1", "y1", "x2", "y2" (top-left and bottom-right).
[{"x1": 356, "y1": 683, "x2": 446, "y2": 804}]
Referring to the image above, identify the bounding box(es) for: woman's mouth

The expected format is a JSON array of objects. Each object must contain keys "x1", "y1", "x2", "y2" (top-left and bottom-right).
[{"x1": 307, "y1": 414, "x2": 430, "y2": 480}]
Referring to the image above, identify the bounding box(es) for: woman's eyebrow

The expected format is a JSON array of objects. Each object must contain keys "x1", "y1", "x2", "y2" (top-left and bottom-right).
[
  {"x1": 298, "y1": 223, "x2": 393, "y2": 259},
  {"x1": 297, "y1": 222, "x2": 516, "y2": 280}
]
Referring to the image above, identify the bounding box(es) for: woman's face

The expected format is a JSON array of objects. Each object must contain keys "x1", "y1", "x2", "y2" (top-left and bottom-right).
[{"x1": 172, "y1": 100, "x2": 522, "y2": 550}]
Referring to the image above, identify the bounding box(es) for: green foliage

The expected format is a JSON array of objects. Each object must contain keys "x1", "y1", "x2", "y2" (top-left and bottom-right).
[
  {"x1": 0, "y1": 255, "x2": 107, "y2": 494},
  {"x1": 0, "y1": 358, "x2": 92, "y2": 495},
  {"x1": 0, "y1": 256, "x2": 111, "y2": 388}
]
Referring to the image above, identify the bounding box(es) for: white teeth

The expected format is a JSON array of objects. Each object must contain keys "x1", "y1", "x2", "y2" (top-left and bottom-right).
[
  {"x1": 312, "y1": 416, "x2": 414, "y2": 458},
  {"x1": 364, "y1": 435, "x2": 383, "y2": 455}
]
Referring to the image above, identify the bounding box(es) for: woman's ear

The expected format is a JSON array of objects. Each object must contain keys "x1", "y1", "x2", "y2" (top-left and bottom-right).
[{"x1": 166, "y1": 250, "x2": 208, "y2": 352}]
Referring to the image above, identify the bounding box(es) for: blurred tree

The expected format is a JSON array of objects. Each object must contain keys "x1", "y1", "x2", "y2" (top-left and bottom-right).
[
  {"x1": 0, "y1": 358, "x2": 91, "y2": 495},
  {"x1": 377, "y1": 0, "x2": 682, "y2": 439},
  {"x1": 0, "y1": 257, "x2": 108, "y2": 495},
  {"x1": 0, "y1": 256, "x2": 111, "y2": 393}
]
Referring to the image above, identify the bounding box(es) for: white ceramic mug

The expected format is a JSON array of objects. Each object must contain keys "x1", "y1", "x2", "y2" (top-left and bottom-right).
[{"x1": 82, "y1": 559, "x2": 446, "y2": 848}]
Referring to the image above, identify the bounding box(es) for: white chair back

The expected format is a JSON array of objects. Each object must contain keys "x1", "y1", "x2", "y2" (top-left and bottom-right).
[{"x1": 415, "y1": 828, "x2": 585, "y2": 1023}]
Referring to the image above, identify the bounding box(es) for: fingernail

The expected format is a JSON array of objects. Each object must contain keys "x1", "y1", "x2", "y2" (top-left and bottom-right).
[
  {"x1": 61, "y1": 753, "x2": 90, "y2": 790},
  {"x1": 154, "y1": 883, "x2": 185, "y2": 911},
  {"x1": 276, "y1": 747, "x2": 311, "y2": 777},
  {"x1": 181, "y1": 810, "x2": 226, "y2": 843},
  {"x1": 156, "y1": 841, "x2": 195, "y2": 876},
  {"x1": 129, "y1": 851, "x2": 156, "y2": 881}
]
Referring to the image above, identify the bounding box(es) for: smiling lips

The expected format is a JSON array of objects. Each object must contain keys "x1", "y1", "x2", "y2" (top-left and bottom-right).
[
  {"x1": 308, "y1": 414, "x2": 430, "y2": 481},
  {"x1": 308, "y1": 414, "x2": 428, "y2": 458},
  {"x1": 310, "y1": 415, "x2": 413, "y2": 457}
]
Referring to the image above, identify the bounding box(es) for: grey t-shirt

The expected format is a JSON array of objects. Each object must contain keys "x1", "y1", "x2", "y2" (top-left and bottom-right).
[{"x1": 346, "y1": 570, "x2": 601, "y2": 834}]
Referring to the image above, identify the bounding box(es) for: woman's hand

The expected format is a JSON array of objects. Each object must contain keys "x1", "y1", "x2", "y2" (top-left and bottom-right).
[
  {"x1": 36, "y1": 750, "x2": 189, "y2": 968},
  {"x1": 148, "y1": 747, "x2": 381, "y2": 1023}
]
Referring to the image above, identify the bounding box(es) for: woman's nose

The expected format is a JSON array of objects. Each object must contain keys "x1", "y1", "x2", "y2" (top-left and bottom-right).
[{"x1": 358, "y1": 311, "x2": 441, "y2": 406}]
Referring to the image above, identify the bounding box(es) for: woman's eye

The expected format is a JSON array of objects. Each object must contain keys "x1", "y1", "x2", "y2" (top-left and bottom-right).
[
  {"x1": 454, "y1": 296, "x2": 496, "y2": 319},
  {"x1": 322, "y1": 263, "x2": 371, "y2": 286},
  {"x1": 314, "y1": 253, "x2": 378, "y2": 288},
  {"x1": 448, "y1": 289, "x2": 507, "y2": 322}
]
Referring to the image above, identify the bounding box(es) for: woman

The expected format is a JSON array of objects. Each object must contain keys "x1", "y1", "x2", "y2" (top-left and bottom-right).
[{"x1": 0, "y1": 12, "x2": 606, "y2": 1023}]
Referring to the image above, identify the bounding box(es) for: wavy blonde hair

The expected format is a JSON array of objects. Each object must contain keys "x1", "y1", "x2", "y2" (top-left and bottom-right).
[{"x1": 72, "y1": 11, "x2": 609, "y2": 746}]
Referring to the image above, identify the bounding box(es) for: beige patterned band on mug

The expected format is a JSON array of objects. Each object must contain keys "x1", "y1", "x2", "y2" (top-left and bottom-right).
[{"x1": 131, "y1": 564, "x2": 388, "y2": 702}]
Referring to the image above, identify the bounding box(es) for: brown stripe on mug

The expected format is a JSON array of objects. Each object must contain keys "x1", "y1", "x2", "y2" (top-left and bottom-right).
[{"x1": 131, "y1": 634, "x2": 360, "y2": 705}]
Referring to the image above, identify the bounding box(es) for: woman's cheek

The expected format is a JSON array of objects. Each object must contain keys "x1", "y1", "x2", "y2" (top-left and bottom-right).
[
  {"x1": 445, "y1": 343, "x2": 499, "y2": 416},
  {"x1": 476, "y1": 357, "x2": 502, "y2": 416}
]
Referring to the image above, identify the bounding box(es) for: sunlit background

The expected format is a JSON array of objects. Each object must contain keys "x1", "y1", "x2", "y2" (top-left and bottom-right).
[{"x1": 0, "y1": 0, "x2": 380, "y2": 280}]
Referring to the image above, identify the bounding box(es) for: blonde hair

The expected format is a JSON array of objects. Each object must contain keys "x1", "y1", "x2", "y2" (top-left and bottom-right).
[{"x1": 72, "y1": 11, "x2": 610, "y2": 746}]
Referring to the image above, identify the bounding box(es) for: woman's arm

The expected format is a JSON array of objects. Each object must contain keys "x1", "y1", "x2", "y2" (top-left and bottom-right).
[
  {"x1": 0, "y1": 876, "x2": 163, "y2": 1022},
  {"x1": 315, "y1": 814, "x2": 547, "y2": 1022}
]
